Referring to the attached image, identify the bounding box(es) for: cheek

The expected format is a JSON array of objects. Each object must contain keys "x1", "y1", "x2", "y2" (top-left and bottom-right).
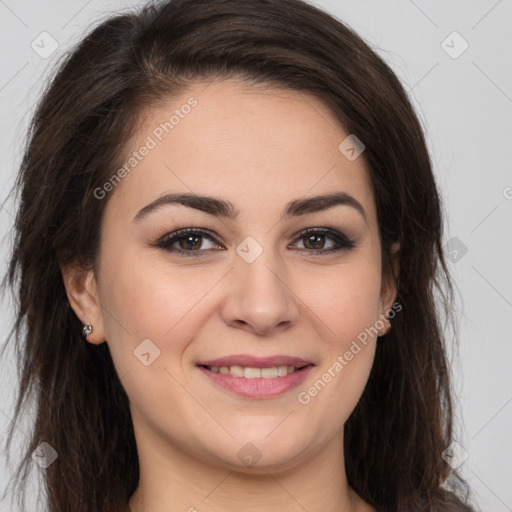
[
  {"x1": 97, "y1": 246, "x2": 225, "y2": 370},
  {"x1": 96, "y1": 250, "x2": 215, "y2": 435},
  {"x1": 293, "y1": 259, "x2": 382, "y2": 345},
  {"x1": 292, "y1": 261, "x2": 381, "y2": 420}
]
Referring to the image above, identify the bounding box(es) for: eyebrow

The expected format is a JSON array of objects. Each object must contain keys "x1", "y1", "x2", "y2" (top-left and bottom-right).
[{"x1": 133, "y1": 191, "x2": 367, "y2": 223}]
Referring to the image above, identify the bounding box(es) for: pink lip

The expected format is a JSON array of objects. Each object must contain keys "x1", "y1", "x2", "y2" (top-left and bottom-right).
[
  {"x1": 197, "y1": 354, "x2": 312, "y2": 368},
  {"x1": 198, "y1": 366, "x2": 314, "y2": 399},
  {"x1": 196, "y1": 354, "x2": 315, "y2": 399}
]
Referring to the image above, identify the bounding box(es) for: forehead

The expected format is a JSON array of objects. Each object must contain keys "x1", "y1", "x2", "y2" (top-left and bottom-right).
[{"x1": 104, "y1": 78, "x2": 376, "y2": 225}]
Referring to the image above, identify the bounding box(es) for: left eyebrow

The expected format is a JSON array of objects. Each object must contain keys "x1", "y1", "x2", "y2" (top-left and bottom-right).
[{"x1": 133, "y1": 191, "x2": 367, "y2": 223}]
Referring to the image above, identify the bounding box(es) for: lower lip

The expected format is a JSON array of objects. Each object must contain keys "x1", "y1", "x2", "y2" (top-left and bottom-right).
[{"x1": 197, "y1": 365, "x2": 314, "y2": 399}]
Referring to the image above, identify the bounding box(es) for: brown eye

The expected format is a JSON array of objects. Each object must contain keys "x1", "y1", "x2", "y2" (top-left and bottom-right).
[
  {"x1": 291, "y1": 228, "x2": 355, "y2": 255},
  {"x1": 156, "y1": 228, "x2": 224, "y2": 257},
  {"x1": 178, "y1": 234, "x2": 203, "y2": 251},
  {"x1": 302, "y1": 233, "x2": 329, "y2": 250}
]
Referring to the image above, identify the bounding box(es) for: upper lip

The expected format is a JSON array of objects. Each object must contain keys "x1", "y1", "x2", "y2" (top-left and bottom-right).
[{"x1": 197, "y1": 354, "x2": 313, "y2": 368}]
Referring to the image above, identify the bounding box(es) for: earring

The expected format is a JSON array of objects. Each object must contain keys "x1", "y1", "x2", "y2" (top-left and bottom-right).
[{"x1": 82, "y1": 324, "x2": 93, "y2": 338}]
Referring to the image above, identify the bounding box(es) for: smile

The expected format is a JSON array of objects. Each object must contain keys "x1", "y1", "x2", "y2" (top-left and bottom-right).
[
  {"x1": 196, "y1": 355, "x2": 314, "y2": 399},
  {"x1": 200, "y1": 364, "x2": 303, "y2": 378}
]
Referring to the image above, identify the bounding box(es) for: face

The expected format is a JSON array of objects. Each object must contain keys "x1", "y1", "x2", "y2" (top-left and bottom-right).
[{"x1": 67, "y1": 78, "x2": 397, "y2": 473}]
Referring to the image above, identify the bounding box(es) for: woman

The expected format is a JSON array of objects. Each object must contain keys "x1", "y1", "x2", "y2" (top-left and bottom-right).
[{"x1": 2, "y1": 0, "x2": 476, "y2": 510}]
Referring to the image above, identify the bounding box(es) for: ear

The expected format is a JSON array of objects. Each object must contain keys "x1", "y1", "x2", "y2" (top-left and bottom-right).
[
  {"x1": 378, "y1": 241, "x2": 400, "y2": 335},
  {"x1": 60, "y1": 262, "x2": 106, "y2": 345}
]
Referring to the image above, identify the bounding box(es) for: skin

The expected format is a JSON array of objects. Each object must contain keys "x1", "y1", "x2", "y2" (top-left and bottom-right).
[{"x1": 62, "y1": 78, "x2": 399, "y2": 512}]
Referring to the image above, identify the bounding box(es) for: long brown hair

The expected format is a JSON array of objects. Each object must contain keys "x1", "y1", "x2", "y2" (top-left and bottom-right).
[{"x1": 2, "y1": 0, "x2": 475, "y2": 510}]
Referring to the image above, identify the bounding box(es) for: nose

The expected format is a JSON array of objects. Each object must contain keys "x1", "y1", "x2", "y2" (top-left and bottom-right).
[{"x1": 219, "y1": 248, "x2": 300, "y2": 336}]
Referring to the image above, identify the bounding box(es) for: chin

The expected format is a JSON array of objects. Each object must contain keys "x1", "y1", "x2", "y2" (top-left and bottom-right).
[{"x1": 201, "y1": 434, "x2": 314, "y2": 475}]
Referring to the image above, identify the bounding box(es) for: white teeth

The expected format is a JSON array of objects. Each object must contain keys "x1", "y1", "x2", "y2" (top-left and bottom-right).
[
  {"x1": 244, "y1": 367, "x2": 261, "y2": 378},
  {"x1": 229, "y1": 365, "x2": 245, "y2": 377},
  {"x1": 261, "y1": 367, "x2": 278, "y2": 379},
  {"x1": 206, "y1": 365, "x2": 300, "y2": 378},
  {"x1": 277, "y1": 365, "x2": 288, "y2": 377}
]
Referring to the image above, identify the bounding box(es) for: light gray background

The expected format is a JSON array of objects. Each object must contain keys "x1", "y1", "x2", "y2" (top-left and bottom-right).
[{"x1": 0, "y1": 1, "x2": 510, "y2": 511}]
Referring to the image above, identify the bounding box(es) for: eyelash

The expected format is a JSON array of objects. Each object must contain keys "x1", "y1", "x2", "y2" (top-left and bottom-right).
[{"x1": 155, "y1": 227, "x2": 356, "y2": 258}]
